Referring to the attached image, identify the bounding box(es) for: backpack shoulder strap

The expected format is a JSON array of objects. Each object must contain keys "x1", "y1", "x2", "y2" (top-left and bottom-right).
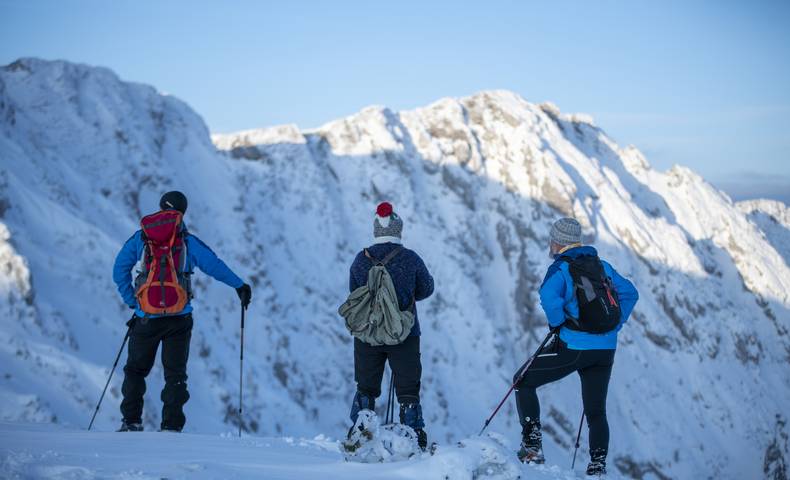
[
  {"x1": 364, "y1": 246, "x2": 403, "y2": 266},
  {"x1": 380, "y1": 246, "x2": 403, "y2": 266}
]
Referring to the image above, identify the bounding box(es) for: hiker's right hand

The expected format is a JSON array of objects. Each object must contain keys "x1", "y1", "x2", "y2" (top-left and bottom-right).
[
  {"x1": 126, "y1": 315, "x2": 137, "y2": 328},
  {"x1": 512, "y1": 362, "x2": 527, "y2": 386},
  {"x1": 236, "y1": 283, "x2": 252, "y2": 309}
]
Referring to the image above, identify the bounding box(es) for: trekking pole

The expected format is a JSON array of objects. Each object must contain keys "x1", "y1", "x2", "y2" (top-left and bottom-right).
[
  {"x1": 571, "y1": 410, "x2": 585, "y2": 469},
  {"x1": 478, "y1": 327, "x2": 558, "y2": 436},
  {"x1": 385, "y1": 370, "x2": 395, "y2": 424},
  {"x1": 238, "y1": 303, "x2": 246, "y2": 438},
  {"x1": 88, "y1": 316, "x2": 134, "y2": 431},
  {"x1": 389, "y1": 371, "x2": 396, "y2": 423}
]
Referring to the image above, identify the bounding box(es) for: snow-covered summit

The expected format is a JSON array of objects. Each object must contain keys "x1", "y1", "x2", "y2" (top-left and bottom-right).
[{"x1": 1, "y1": 58, "x2": 788, "y2": 479}]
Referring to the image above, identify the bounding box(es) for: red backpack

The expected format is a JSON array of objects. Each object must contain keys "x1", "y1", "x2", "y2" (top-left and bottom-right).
[{"x1": 134, "y1": 210, "x2": 191, "y2": 315}]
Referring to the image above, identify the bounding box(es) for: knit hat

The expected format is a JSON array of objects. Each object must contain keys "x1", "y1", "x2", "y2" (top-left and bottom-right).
[
  {"x1": 373, "y1": 202, "x2": 403, "y2": 243},
  {"x1": 160, "y1": 191, "x2": 188, "y2": 214},
  {"x1": 550, "y1": 217, "x2": 582, "y2": 246}
]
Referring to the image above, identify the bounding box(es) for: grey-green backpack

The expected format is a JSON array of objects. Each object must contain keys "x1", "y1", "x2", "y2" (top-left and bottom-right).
[{"x1": 338, "y1": 247, "x2": 415, "y2": 346}]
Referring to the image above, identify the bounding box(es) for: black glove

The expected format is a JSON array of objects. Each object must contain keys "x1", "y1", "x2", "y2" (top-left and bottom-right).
[
  {"x1": 513, "y1": 361, "x2": 528, "y2": 386},
  {"x1": 126, "y1": 314, "x2": 137, "y2": 328},
  {"x1": 236, "y1": 283, "x2": 252, "y2": 309}
]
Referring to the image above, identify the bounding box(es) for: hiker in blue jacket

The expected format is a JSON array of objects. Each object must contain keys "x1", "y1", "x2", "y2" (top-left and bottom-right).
[
  {"x1": 514, "y1": 217, "x2": 638, "y2": 476},
  {"x1": 112, "y1": 191, "x2": 252, "y2": 432},
  {"x1": 346, "y1": 202, "x2": 434, "y2": 450}
]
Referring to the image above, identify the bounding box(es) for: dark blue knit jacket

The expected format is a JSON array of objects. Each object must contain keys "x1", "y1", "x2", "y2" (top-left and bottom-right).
[{"x1": 349, "y1": 242, "x2": 435, "y2": 337}]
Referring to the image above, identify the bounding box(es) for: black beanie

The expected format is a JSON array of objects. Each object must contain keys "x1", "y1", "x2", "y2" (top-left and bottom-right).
[{"x1": 159, "y1": 191, "x2": 188, "y2": 214}]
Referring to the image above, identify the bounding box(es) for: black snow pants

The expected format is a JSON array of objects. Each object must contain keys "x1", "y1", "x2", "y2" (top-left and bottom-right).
[
  {"x1": 514, "y1": 338, "x2": 615, "y2": 454},
  {"x1": 120, "y1": 313, "x2": 193, "y2": 430},
  {"x1": 354, "y1": 336, "x2": 421, "y2": 404}
]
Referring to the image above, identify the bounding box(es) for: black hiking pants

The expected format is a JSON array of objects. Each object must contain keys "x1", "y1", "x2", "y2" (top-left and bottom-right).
[
  {"x1": 354, "y1": 336, "x2": 421, "y2": 404},
  {"x1": 120, "y1": 313, "x2": 192, "y2": 430},
  {"x1": 514, "y1": 338, "x2": 615, "y2": 455}
]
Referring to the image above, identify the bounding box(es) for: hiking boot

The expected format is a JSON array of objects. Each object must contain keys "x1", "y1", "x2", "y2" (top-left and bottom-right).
[
  {"x1": 343, "y1": 409, "x2": 377, "y2": 455},
  {"x1": 517, "y1": 418, "x2": 545, "y2": 464},
  {"x1": 160, "y1": 424, "x2": 182, "y2": 432},
  {"x1": 399, "y1": 403, "x2": 427, "y2": 451},
  {"x1": 117, "y1": 421, "x2": 143, "y2": 432},
  {"x1": 414, "y1": 428, "x2": 428, "y2": 451},
  {"x1": 586, "y1": 448, "x2": 607, "y2": 476},
  {"x1": 349, "y1": 391, "x2": 375, "y2": 424}
]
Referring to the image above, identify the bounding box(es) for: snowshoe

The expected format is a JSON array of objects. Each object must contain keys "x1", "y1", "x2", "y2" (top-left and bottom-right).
[
  {"x1": 586, "y1": 461, "x2": 607, "y2": 477},
  {"x1": 117, "y1": 421, "x2": 143, "y2": 432},
  {"x1": 343, "y1": 410, "x2": 376, "y2": 455},
  {"x1": 517, "y1": 443, "x2": 545, "y2": 464},
  {"x1": 428, "y1": 441, "x2": 438, "y2": 455},
  {"x1": 343, "y1": 410, "x2": 420, "y2": 463},
  {"x1": 159, "y1": 425, "x2": 182, "y2": 432}
]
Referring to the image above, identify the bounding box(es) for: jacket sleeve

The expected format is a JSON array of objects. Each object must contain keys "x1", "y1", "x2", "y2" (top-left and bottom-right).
[
  {"x1": 538, "y1": 267, "x2": 567, "y2": 328},
  {"x1": 112, "y1": 231, "x2": 142, "y2": 307},
  {"x1": 414, "y1": 254, "x2": 434, "y2": 301},
  {"x1": 349, "y1": 252, "x2": 365, "y2": 292},
  {"x1": 188, "y1": 235, "x2": 244, "y2": 289},
  {"x1": 605, "y1": 262, "x2": 639, "y2": 330}
]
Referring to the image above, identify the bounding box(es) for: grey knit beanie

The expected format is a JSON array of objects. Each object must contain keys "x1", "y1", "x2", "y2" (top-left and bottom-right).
[
  {"x1": 550, "y1": 217, "x2": 582, "y2": 246},
  {"x1": 373, "y1": 202, "x2": 403, "y2": 242}
]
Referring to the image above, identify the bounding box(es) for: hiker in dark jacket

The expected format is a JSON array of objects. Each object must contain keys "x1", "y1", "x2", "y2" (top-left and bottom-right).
[
  {"x1": 347, "y1": 202, "x2": 434, "y2": 449},
  {"x1": 514, "y1": 217, "x2": 638, "y2": 476},
  {"x1": 112, "y1": 191, "x2": 252, "y2": 432}
]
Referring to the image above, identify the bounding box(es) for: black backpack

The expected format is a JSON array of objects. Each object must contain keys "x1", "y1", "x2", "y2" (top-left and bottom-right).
[{"x1": 560, "y1": 255, "x2": 621, "y2": 333}]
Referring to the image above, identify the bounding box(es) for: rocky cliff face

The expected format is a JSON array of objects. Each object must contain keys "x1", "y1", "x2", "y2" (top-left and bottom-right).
[{"x1": 1, "y1": 58, "x2": 788, "y2": 479}]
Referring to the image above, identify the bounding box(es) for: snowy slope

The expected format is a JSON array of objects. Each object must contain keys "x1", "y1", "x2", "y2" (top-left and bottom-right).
[
  {"x1": 1, "y1": 58, "x2": 789, "y2": 479},
  {"x1": 738, "y1": 199, "x2": 790, "y2": 266},
  {"x1": 0, "y1": 422, "x2": 598, "y2": 480}
]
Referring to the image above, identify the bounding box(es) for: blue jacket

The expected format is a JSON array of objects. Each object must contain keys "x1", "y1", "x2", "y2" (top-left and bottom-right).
[
  {"x1": 349, "y1": 242, "x2": 434, "y2": 337},
  {"x1": 113, "y1": 229, "x2": 244, "y2": 318},
  {"x1": 539, "y1": 245, "x2": 639, "y2": 350}
]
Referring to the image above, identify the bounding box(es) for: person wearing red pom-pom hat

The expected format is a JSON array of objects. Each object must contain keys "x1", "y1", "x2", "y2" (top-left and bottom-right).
[{"x1": 343, "y1": 202, "x2": 434, "y2": 450}]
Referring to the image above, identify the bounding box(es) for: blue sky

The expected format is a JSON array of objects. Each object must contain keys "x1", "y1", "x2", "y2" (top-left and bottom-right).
[{"x1": 1, "y1": 0, "x2": 788, "y2": 202}]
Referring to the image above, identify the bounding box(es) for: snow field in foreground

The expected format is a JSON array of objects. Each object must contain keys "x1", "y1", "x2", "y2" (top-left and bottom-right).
[{"x1": 0, "y1": 422, "x2": 606, "y2": 479}]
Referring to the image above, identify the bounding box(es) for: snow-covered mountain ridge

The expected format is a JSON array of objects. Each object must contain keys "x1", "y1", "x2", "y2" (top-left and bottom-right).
[{"x1": 1, "y1": 58, "x2": 788, "y2": 479}]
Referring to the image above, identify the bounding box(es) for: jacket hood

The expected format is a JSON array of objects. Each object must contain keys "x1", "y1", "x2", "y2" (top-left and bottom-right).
[{"x1": 555, "y1": 245, "x2": 598, "y2": 260}]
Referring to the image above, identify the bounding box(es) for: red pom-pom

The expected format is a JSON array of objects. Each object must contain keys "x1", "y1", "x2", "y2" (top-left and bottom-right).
[{"x1": 376, "y1": 202, "x2": 393, "y2": 217}]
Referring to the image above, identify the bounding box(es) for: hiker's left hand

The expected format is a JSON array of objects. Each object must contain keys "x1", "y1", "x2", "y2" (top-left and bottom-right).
[{"x1": 236, "y1": 283, "x2": 252, "y2": 309}]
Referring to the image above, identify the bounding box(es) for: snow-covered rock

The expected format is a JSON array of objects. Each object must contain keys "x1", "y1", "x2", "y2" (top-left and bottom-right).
[{"x1": 1, "y1": 58, "x2": 788, "y2": 479}]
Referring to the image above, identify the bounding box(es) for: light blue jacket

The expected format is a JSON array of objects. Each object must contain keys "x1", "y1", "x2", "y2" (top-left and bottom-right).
[
  {"x1": 539, "y1": 246, "x2": 639, "y2": 350},
  {"x1": 113, "y1": 229, "x2": 244, "y2": 318}
]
